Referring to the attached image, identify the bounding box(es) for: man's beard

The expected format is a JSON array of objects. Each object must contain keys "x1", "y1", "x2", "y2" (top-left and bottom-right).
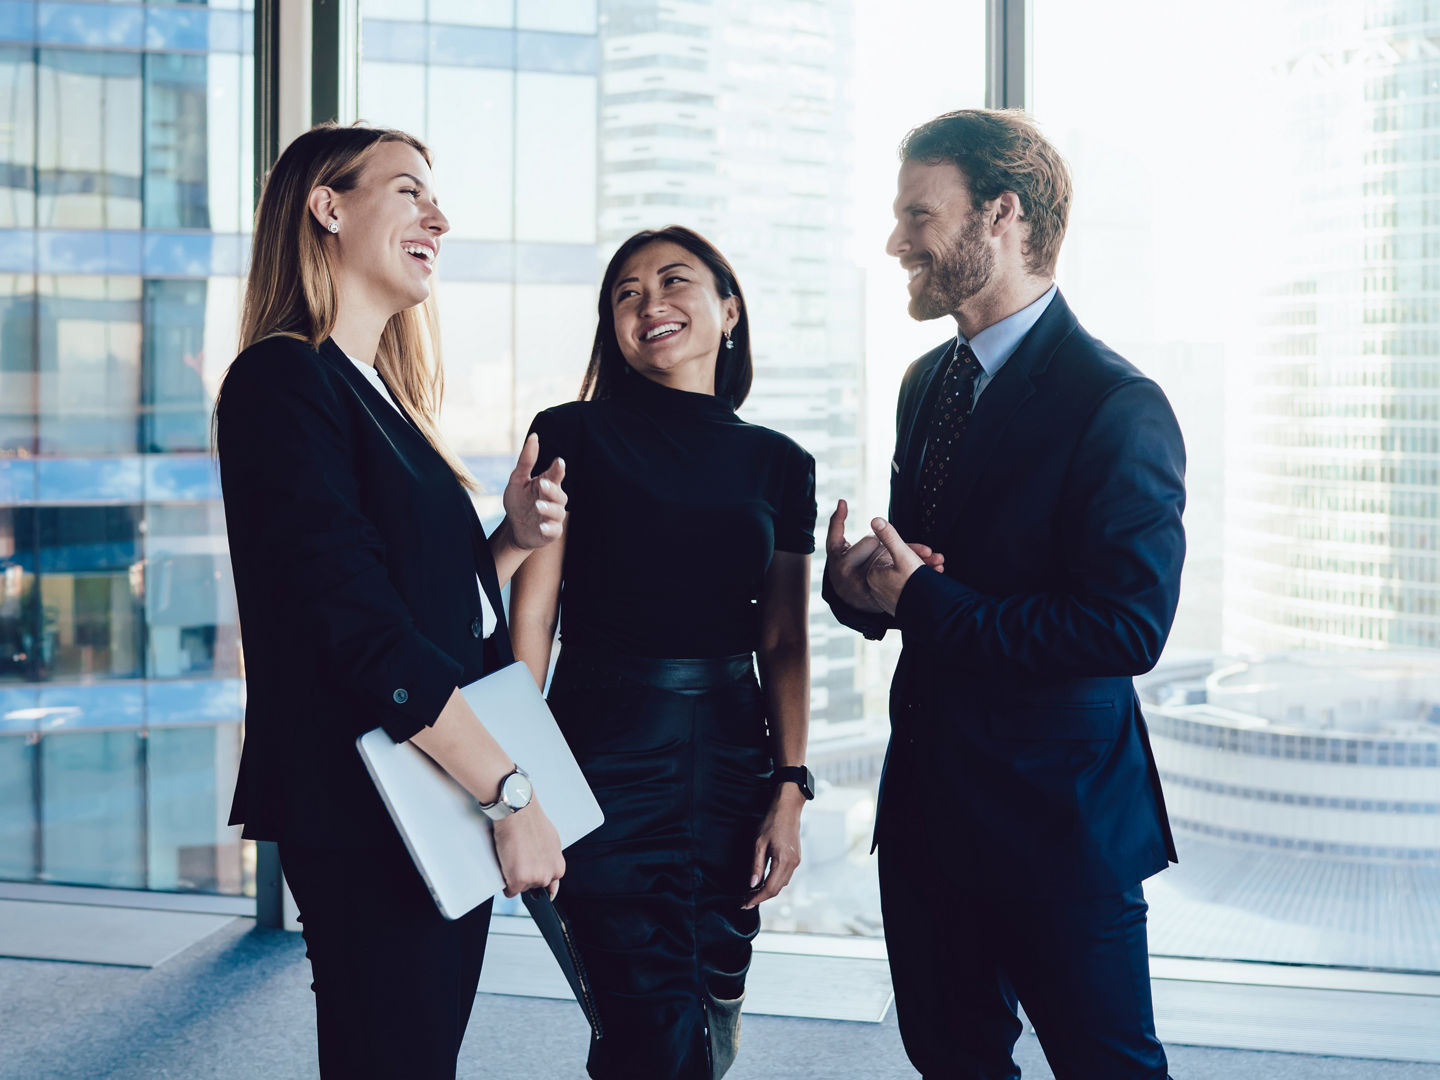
[{"x1": 908, "y1": 210, "x2": 994, "y2": 321}]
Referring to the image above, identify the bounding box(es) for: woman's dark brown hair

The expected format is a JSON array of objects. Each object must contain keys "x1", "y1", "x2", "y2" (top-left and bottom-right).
[{"x1": 580, "y1": 225, "x2": 753, "y2": 408}]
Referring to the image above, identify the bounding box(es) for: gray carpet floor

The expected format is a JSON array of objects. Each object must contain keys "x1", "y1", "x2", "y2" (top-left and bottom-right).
[{"x1": 2, "y1": 918, "x2": 1438, "y2": 1080}]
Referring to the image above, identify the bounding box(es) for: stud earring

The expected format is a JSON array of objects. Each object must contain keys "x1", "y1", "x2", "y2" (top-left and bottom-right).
[
  {"x1": 724, "y1": 331, "x2": 734, "y2": 351},
  {"x1": 328, "y1": 220, "x2": 339, "y2": 234}
]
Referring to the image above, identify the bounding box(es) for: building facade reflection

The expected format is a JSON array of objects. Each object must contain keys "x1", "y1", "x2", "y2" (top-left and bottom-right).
[{"x1": 0, "y1": 0, "x2": 252, "y2": 895}]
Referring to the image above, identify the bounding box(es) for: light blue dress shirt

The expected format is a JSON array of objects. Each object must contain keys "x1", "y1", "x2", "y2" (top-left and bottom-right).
[
  {"x1": 960, "y1": 282, "x2": 1058, "y2": 407},
  {"x1": 909, "y1": 284, "x2": 1060, "y2": 480}
]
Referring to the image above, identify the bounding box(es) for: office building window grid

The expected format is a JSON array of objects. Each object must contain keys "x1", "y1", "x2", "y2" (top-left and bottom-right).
[{"x1": 0, "y1": 0, "x2": 251, "y2": 894}]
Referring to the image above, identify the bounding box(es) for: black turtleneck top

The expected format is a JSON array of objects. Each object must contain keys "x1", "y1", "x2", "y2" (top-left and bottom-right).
[{"x1": 528, "y1": 372, "x2": 817, "y2": 659}]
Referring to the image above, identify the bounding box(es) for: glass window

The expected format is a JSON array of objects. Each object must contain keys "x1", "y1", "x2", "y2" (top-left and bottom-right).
[
  {"x1": 362, "y1": 0, "x2": 427, "y2": 21},
  {"x1": 34, "y1": 506, "x2": 144, "y2": 681},
  {"x1": 515, "y1": 72, "x2": 595, "y2": 243},
  {"x1": 360, "y1": 17, "x2": 428, "y2": 65},
  {"x1": 39, "y1": 723, "x2": 145, "y2": 888},
  {"x1": 426, "y1": 66, "x2": 513, "y2": 241},
  {"x1": 517, "y1": 0, "x2": 595, "y2": 35},
  {"x1": 430, "y1": 0, "x2": 513, "y2": 28},
  {"x1": 513, "y1": 282, "x2": 594, "y2": 431},
  {"x1": 0, "y1": 274, "x2": 37, "y2": 454},
  {"x1": 0, "y1": 12, "x2": 252, "y2": 897},
  {"x1": 0, "y1": 720, "x2": 36, "y2": 880},
  {"x1": 143, "y1": 53, "x2": 214, "y2": 230},
  {"x1": 427, "y1": 23, "x2": 513, "y2": 69},
  {"x1": 0, "y1": 507, "x2": 37, "y2": 684},
  {"x1": 143, "y1": 278, "x2": 212, "y2": 453},
  {"x1": 36, "y1": 275, "x2": 142, "y2": 456},
  {"x1": 436, "y1": 281, "x2": 516, "y2": 454},
  {"x1": 356, "y1": 60, "x2": 427, "y2": 143},
  {"x1": 0, "y1": 45, "x2": 37, "y2": 229},
  {"x1": 36, "y1": 49, "x2": 142, "y2": 229},
  {"x1": 144, "y1": 503, "x2": 238, "y2": 680},
  {"x1": 146, "y1": 720, "x2": 243, "y2": 891},
  {"x1": 516, "y1": 29, "x2": 598, "y2": 75},
  {"x1": 1032, "y1": 0, "x2": 1440, "y2": 971},
  {"x1": 203, "y1": 51, "x2": 247, "y2": 236}
]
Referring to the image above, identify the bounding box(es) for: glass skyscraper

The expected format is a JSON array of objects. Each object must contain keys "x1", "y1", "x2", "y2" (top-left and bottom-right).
[
  {"x1": 1228, "y1": 0, "x2": 1440, "y2": 653},
  {"x1": 0, "y1": 0, "x2": 254, "y2": 893}
]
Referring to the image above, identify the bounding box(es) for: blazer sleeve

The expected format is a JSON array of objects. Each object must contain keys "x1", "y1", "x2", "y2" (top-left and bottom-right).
[
  {"x1": 892, "y1": 379, "x2": 1186, "y2": 677},
  {"x1": 216, "y1": 343, "x2": 464, "y2": 742},
  {"x1": 824, "y1": 355, "x2": 941, "y2": 641}
]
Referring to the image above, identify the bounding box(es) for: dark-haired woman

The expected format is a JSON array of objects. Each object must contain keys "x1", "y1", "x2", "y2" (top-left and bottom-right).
[
  {"x1": 510, "y1": 227, "x2": 816, "y2": 1079},
  {"x1": 215, "y1": 123, "x2": 566, "y2": 1078}
]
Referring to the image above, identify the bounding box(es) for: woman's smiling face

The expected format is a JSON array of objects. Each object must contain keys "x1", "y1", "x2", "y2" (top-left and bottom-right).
[
  {"x1": 316, "y1": 140, "x2": 450, "y2": 316},
  {"x1": 610, "y1": 240, "x2": 739, "y2": 390}
]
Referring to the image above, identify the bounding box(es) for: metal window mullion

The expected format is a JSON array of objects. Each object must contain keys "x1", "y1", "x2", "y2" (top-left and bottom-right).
[
  {"x1": 985, "y1": 0, "x2": 1031, "y2": 112},
  {"x1": 254, "y1": 0, "x2": 281, "y2": 206},
  {"x1": 311, "y1": 0, "x2": 359, "y2": 126}
]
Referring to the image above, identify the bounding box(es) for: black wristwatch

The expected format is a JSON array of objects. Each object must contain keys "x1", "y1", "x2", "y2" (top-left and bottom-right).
[{"x1": 773, "y1": 765, "x2": 815, "y2": 800}]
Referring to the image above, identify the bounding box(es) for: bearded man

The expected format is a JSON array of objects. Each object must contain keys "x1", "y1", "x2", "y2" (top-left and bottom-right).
[{"x1": 824, "y1": 109, "x2": 1183, "y2": 1079}]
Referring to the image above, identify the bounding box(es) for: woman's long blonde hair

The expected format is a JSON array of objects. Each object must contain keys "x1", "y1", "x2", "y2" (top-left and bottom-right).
[{"x1": 227, "y1": 121, "x2": 474, "y2": 489}]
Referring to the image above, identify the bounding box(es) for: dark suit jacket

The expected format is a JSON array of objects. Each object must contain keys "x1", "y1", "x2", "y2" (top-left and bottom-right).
[
  {"x1": 825, "y1": 291, "x2": 1183, "y2": 898},
  {"x1": 216, "y1": 335, "x2": 511, "y2": 847}
]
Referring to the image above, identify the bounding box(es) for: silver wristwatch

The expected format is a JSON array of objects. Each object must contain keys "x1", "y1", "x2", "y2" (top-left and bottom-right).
[{"x1": 477, "y1": 765, "x2": 533, "y2": 821}]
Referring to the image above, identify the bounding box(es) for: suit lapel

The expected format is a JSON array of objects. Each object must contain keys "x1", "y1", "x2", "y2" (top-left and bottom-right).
[
  {"x1": 319, "y1": 339, "x2": 432, "y2": 455},
  {"x1": 893, "y1": 341, "x2": 954, "y2": 535},
  {"x1": 926, "y1": 291, "x2": 1080, "y2": 542},
  {"x1": 319, "y1": 339, "x2": 515, "y2": 667},
  {"x1": 470, "y1": 508, "x2": 514, "y2": 667}
]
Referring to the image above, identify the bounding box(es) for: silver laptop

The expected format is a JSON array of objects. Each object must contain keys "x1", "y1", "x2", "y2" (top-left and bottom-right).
[{"x1": 356, "y1": 661, "x2": 603, "y2": 920}]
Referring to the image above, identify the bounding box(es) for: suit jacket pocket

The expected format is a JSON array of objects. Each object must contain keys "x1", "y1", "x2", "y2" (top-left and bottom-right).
[{"x1": 986, "y1": 700, "x2": 1121, "y2": 741}]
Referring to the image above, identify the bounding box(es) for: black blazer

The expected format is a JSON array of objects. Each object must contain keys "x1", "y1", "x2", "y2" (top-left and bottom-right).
[
  {"x1": 825, "y1": 291, "x2": 1183, "y2": 898},
  {"x1": 216, "y1": 335, "x2": 511, "y2": 846}
]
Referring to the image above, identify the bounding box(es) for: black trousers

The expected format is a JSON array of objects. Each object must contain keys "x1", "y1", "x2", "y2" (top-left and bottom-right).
[
  {"x1": 878, "y1": 833, "x2": 1170, "y2": 1080},
  {"x1": 278, "y1": 835, "x2": 493, "y2": 1080}
]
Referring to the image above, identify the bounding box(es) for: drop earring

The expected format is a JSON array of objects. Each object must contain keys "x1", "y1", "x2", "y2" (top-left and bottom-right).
[
  {"x1": 724, "y1": 331, "x2": 734, "y2": 351},
  {"x1": 328, "y1": 220, "x2": 339, "y2": 234}
]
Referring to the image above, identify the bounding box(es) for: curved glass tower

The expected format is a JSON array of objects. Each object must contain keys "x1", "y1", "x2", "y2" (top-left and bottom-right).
[{"x1": 1228, "y1": 0, "x2": 1440, "y2": 652}]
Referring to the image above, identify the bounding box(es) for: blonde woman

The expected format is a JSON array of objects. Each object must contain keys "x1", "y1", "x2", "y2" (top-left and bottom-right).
[{"x1": 214, "y1": 122, "x2": 566, "y2": 1079}]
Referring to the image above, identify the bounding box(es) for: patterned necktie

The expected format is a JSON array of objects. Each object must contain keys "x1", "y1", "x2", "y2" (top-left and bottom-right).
[{"x1": 917, "y1": 342, "x2": 982, "y2": 540}]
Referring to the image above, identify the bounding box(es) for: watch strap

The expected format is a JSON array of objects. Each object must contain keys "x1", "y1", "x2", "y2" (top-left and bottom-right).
[{"x1": 773, "y1": 765, "x2": 814, "y2": 800}]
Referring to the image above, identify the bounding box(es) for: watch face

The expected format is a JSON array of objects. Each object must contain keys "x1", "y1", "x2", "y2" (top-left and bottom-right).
[{"x1": 502, "y1": 770, "x2": 533, "y2": 811}]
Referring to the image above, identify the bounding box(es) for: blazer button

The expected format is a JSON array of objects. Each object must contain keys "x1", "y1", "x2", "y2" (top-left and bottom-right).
[
  {"x1": 392, "y1": 688, "x2": 408, "y2": 704},
  {"x1": 470, "y1": 616, "x2": 484, "y2": 638}
]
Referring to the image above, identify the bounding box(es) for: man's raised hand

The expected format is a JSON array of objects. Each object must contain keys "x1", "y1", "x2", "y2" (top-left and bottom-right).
[
  {"x1": 866, "y1": 518, "x2": 928, "y2": 616},
  {"x1": 825, "y1": 499, "x2": 886, "y2": 613},
  {"x1": 503, "y1": 433, "x2": 567, "y2": 550},
  {"x1": 827, "y1": 500, "x2": 945, "y2": 616}
]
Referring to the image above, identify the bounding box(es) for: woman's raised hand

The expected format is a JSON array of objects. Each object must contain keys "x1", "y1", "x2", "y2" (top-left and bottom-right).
[{"x1": 504, "y1": 433, "x2": 567, "y2": 549}]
